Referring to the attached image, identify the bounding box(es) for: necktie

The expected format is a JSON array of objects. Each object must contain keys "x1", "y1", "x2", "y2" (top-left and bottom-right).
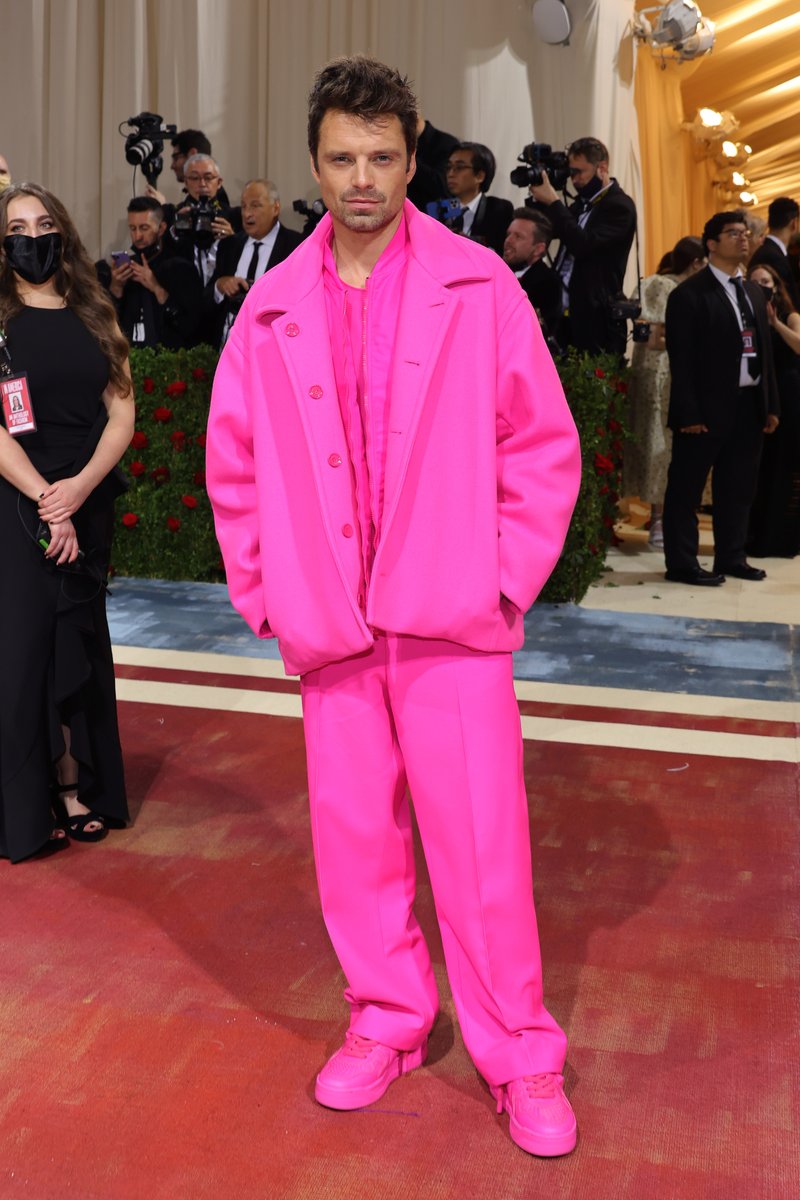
[
  {"x1": 730, "y1": 276, "x2": 760, "y2": 379},
  {"x1": 245, "y1": 241, "x2": 263, "y2": 283}
]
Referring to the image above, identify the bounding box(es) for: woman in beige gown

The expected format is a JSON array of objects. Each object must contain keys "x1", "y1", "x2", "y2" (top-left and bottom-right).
[{"x1": 624, "y1": 237, "x2": 705, "y2": 546}]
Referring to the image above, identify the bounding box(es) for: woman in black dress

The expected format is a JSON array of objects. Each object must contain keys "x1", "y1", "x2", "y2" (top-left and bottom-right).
[
  {"x1": 0, "y1": 183, "x2": 134, "y2": 861},
  {"x1": 746, "y1": 262, "x2": 800, "y2": 558}
]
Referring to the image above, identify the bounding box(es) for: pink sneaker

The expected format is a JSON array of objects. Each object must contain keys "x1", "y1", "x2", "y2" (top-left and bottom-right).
[
  {"x1": 491, "y1": 1073, "x2": 577, "y2": 1157},
  {"x1": 314, "y1": 1031, "x2": 428, "y2": 1110}
]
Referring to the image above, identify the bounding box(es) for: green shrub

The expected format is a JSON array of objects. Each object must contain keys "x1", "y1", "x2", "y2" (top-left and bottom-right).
[
  {"x1": 114, "y1": 345, "x2": 629, "y2": 602},
  {"x1": 539, "y1": 349, "x2": 631, "y2": 603}
]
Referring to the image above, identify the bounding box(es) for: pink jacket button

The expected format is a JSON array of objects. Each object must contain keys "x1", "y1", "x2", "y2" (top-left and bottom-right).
[
  {"x1": 328, "y1": 453, "x2": 342, "y2": 467},
  {"x1": 285, "y1": 322, "x2": 300, "y2": 337},
  {"x1": 309, "y1": 384, "x2": 323, "y2": 399},
  {"x1": 341, "y1": 524, "x2": 353, "y2": 538}
]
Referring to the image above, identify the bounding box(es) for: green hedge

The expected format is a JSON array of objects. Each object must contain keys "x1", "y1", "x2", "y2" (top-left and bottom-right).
[{"x1": 114, "y1": 346, "x2": 629, "y2": 603}]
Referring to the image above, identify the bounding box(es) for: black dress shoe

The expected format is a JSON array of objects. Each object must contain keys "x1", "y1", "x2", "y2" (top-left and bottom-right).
[
  {"x1": 664, "y1": 567, "x2": 726, "y2": 586},
  {"x1": 714, "y1": 562, "x2": 766, "y2": 581}
]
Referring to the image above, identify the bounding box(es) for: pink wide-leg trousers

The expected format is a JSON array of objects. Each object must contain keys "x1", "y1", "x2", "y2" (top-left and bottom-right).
[{"x1": 300, "y1": 633, "x2": 567, "y2": 1086}]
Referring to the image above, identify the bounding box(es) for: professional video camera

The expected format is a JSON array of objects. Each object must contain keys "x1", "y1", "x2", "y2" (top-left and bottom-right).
[
  {"x1": 172, "y1": 196, "x2": 221, "y2": 250},
  {"x1": 425, "y1": 198, "x2": 465, "y2": 230},
  {"x1": 293, "y1": 198, "x2": 326, "y2": 236},
  {"x1": 120, "y1": 113, "x2": 177, "y2": 186},
  {"x1": 510, "y1": 143, "x2": 571, "y2": 191}
]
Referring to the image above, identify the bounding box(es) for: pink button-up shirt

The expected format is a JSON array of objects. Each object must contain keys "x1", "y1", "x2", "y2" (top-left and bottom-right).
[{"x1": 323, "y1": 217, "x2": 409, "y2": 594}]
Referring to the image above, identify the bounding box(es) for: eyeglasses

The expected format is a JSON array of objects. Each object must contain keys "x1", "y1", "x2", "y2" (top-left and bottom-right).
[
  {"x1": 185, "y1": 173, "x2": 219, "y2": 184},
  {"x1": 446, "y1": 161, "x2": 474, "y2": 173},
  {"x1": 719, "y1": 228, "x2": 751, "y2": 239}
]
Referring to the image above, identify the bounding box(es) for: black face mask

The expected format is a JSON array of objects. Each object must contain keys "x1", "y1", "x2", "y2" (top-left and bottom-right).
[
  {"x1": 573, "y1": 173, "x2": 604, "y2": 202},
  {"x1": 3, "y1": 232, "x2": 63, "y2": 284}
]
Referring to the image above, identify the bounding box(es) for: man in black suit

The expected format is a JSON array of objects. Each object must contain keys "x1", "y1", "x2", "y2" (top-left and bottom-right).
[
  {"x1": 502, "y1": 208, "x2": 561, "y2": 349},
  {"x1": 747, "y1": 196, "x2": 800, "y2": 311},
  {"x1": 662, "y1": 210, "x2": 780, "y2": 587},
  {"x1": 529, "y1": 136, "x2": 636, "y2": 356},
  {"x1": 446, "y1": 142, "x2": 513, "y2": 256},
  {"x1": 206, "y1": 179, "x2": 303, "y2": 348}
]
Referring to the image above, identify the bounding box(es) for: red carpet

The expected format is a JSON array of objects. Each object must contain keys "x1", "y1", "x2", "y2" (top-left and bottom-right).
[{"x1": 1, "y1": 698, "x2": 797, "y2": 1199}]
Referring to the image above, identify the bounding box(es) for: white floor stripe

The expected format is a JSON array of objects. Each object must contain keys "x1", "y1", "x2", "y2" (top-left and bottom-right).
[
  {"x1": 113, "y1": 644, "x2": 799, "y2": 724},
  {"x1": 115, "y1": 677, "x2": 799, "y2": 763}
]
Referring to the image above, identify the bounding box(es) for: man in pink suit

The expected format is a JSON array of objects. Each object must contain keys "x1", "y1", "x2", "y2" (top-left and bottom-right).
[{"x1": 207, "y1": 56, "x2": 581, "y2": 1157}]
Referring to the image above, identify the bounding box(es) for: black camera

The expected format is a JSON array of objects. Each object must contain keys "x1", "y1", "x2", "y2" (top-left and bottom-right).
[
  {"x1": 293, "y1": 198, "x2": 326, "y2": 235},
  {"x1": 510, "y1": 143, "x2": 571, "y2": 191},
  {"x1": 608, "y1": 297, "x2": 642, "y2": 322},
  {"x1": 632, "y1": 320, "x2": 652, "y2": 343},
  {"x1": 173, "y1": 196, "x2": 220, "y2": 249},
  {"x1": 426, "y1": 197, "x2": 465, "y2": 230},
  {"x1": 121, "y1": 112, "x2": 177, "y2": 186}
]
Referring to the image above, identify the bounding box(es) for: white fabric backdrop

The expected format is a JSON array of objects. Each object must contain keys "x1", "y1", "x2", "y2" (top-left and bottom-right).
[{"x1": 1, "y1": 0, "x2": 640, "y2": 277}]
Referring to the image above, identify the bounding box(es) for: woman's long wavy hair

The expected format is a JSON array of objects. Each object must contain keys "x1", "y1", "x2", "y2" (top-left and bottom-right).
[{"x1": 0, "y1": 182, "x2": 132, "y2": 398}]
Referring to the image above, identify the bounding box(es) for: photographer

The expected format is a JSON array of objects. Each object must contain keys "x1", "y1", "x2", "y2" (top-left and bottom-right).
[
  {"x1": 446, "y1": 142, "x2": 513, "y2": 256},
  {"x1": 97, "y1": 197, "x2": 203, "y2": 350},
  {"x1": 145, "y1": 128, "x2": 233, "y2": 211},
  {"x1": 168, "y1": 154, "x2": 241, "y2": 285},
  {"x1": 529, "y1": 136, "x2": 636, "y2": 356}
]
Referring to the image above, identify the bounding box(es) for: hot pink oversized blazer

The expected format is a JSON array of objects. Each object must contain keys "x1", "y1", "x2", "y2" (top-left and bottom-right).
[{"x1": 206, "y1": 201, "x2": 581, "y2": 676}]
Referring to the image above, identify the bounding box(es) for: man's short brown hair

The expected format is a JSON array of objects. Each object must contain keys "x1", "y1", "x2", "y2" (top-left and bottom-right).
[
  {"x1": 567, "y1": 137, "x2": 609, "y2": 165},
  {"x1": 307, "y1": 56, "x2": 418, "y2": 167}
]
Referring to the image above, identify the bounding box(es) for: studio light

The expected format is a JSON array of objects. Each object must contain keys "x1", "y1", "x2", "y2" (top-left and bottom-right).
[
  {"x1": 633, "y1": 1, "x2": 716, "y2": 63},
  {"x1": 530, "y1": 0, "x2": 572, "y2": 45}
]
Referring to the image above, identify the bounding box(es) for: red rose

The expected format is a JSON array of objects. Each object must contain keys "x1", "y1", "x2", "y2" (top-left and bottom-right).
[
  {"x1": 131, "y1": 431, "x2": 149, "y2": 449},
  {"x1": 181, "y1": 494, "x2": 198, "y2": 509},
  {"x1": 193, "y1": 470, "x2": 206, "y2": 487},
  {"x1": 594, "y1": 368, "x2": 606, "y2": 379},
  {"x1": 151, "y1": 466, "x2": 170, "y2": 484},
  {"x1": 165, "y1": 380, "x2": 187, "y2": 397},
  {"x1": 588, "y1": 544, "x2": 598, "y2": 555},
  {"x1": 195, "y1": 432, "x2": 207, "y2": 448},
  {"x1": 594, "y1": 452, "x2": 615, "y2": 475},
  {"x1": 595, "y1": 425, "x2": 605, "y2": 437},
  {"x1": 166, "y1": 516, "x2": 181, "y2": 533},
  {"x1": 121, "y1": 512, "x2": 139, "y2": 528},
  {"x1": 129, "y1": 460, "x2": 146, "y2": 477},
  {"x1": 191, "y1": 367, "x2": 206, "y2": 381},
  {"x1": 153, "y1": 406, "x2": 173, "y2": 423},
  {"x1": 615, "y1": 380, "x2": 628, "y2": 394},
  {"x1": 602, "y1": 515, "x2": 615, "y2": 528},
  {"x1": 170, "y1": 430, "x2": 186, "y2": 450},
  {"x1": 609, "y1": 419, "x2": 622, "y2": 433},
  {"x1": 142, "y1": 377, "x2": 155, "y2": 394}
]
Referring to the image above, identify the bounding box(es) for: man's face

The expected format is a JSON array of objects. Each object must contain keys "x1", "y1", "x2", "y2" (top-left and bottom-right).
[
  {"x1": 241, "y1": 183, "x2": 280, "y2": 240},
  {"x1": 446, "y1": 150, "x2": 484, "y2": 203},
  {"x1": 128, "y1": 210, "x2": 164, "y2": 252},
  {"x1": 503, "y1": 219, "x2": 545, "y2": 271},
  {"x1": 0, "y1": 154, "x2": 10, "y2": 177},
  {"x1": 184, "y1": 162, "x2": 222, "y2": 202},
  {"x1": 170, "y1": 147, "x2": 187, "y2": 182},
  {"x1": 568, "y1": 154, "x2": 604, "y2": 190},
  {"x1": 311, "y1": 110, "x2": 415, "y2": 235},
  {"x1": 708, "y1": 221, "x2": 751, "y2": 267}
]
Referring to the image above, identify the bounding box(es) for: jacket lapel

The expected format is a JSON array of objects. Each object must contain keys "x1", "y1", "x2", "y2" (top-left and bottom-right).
[{"x1": 381, "y1": 258, "x2": 459, "y2": 537}]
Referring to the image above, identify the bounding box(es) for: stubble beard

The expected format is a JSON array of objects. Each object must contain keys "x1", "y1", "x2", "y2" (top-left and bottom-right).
[{"x1": 333, "y1": 190, "x2": 400, "y2": 234}]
